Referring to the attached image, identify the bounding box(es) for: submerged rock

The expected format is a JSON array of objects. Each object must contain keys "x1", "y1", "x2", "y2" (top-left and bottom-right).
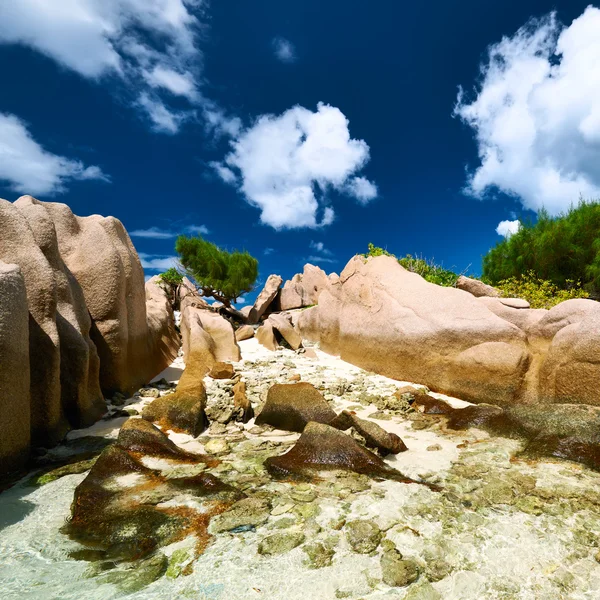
[
  {"x1": 258, "y1": 531, "x2": 305, "y2": 555},
  {"x1": 64, "y1": 418, "x2": 240, "y2": 562},
  {"x1": 255, "y1": 383, "x2": 337, "y2": 432},
  {"x1": 380, "y1": 548, "x2": 420, "y2": 587},
  {"x1": 265, "y1": 422, "x2": 431, "y2": 485},
  {"x1": 209, "y1": 497, "x2": 271, "y2": 533},
  {"x1": 345, "y1": 519, "x2": 381, "y2": 554}
]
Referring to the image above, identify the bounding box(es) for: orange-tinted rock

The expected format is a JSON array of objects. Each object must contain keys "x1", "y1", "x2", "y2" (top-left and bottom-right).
[
  {"x1": 209, "y1": 362, "x2": 235, "y2": 379},
  {"x1": 247, "y1": 274, "x2": 282, "y2": 324},
  {"x1": 233, "y1": 381, "x2": 254, "y2": 423},
  {"x1": 256, "y1": 320, "x2": 278, "y2": 351},
  {"x1": 235, "y1": 324, "x2": 254, "y2": 342}
]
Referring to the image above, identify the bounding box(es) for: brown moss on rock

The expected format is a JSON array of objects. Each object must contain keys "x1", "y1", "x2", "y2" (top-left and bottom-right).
[
  {"x1": 64, "y1": 420, "x2": 242, "y2": 564},
  {"x1": 265, "y1": 422, "x2": 432, "y2": 486},
  {"x1": 330, "y1": 410, "x2": 407, "y2": 454},
  {"x1": 255, "y1": 383, "x2": 337, "y2": 432}
]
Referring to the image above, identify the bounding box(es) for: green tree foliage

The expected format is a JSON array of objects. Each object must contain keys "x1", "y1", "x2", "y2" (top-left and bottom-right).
[
  {"x1": 483, "y1": 201, "x2": 600, "y2": 296},
  {"x1": 495, "y1": 271, "x2": 588, "y2": 309},
  {"x1": 364, "y1": 243, "x2": 460, "y2": 287},
  {"x1": 158, "y1": 267, "x2": 183, "y2": 287},
  {"x1": 175, "y1": 235, "x2": 258, "y2": 307}
]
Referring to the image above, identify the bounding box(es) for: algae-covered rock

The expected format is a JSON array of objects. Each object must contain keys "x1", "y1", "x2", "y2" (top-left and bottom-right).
[
  {"x1": 258, "y1": 531, "x2": 305, "y2": 555},
  {"x1": 380, "y1": 548, "x2": 420, "y2": 587},
  {"x1": 28, "y1": 457, "x2": 97, "y2": 487},
  {"x1": 265, "y1": 422, "x2": 429, "y2": 485},
  {"x1": 403, "y1": 582, "x2": 442, "y2": 600},
  {"x1": 330, "y1": 410, "x2": 407, "y2": 454},
  {"x1": 209, "y1": 497, "x2": 271, "y2": 533},
  {"x1": 96, "y1": 552, "x2": 168, "y2": 593},
  {"x1": 142, "y1": 387, "x2": 208, "y2": 437},
  {"x1": 302, "y1": 541, "x2": 335, "y2": 568},
  {"x1": 345, "y1": 519, "x2": 382, "y2": 554},
  {"x1": 256, "y1": 383, "x2": 337, "y2": 432}
]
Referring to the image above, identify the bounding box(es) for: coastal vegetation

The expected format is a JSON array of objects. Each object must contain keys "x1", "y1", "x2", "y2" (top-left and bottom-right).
[{"x1": 175, "y1": 234, "x2": 259, "y2": 308}]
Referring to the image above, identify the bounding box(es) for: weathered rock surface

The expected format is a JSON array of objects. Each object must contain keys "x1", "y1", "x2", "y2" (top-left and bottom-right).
[
  {"x1": 256, "y1": 320, "x2": 278, "y2": 351},
  {"x1": 209, "y1": 362, "x2": 235, "y2": 379},
  {"x1": 280, "y1": 264, "x2": 330, "y2": 310},
  {"x1": 456, "y1": 275, "x2": 501, "y2": 298},
  {"x1": 180, "y1": 304, "x2": 240, "y2": 376},
  {"x1": 298, "y1": 255, "x2": 529, "y2": 405},
  {"x1": 0, "y1": 197, "x2": 183, "y2": 477},
  {"x1": 255, "y1": 383, "x2": 337, "y2": 432},
  {"x1": 265, "y1": 422, "x2": 424, "y2": 483},
  {"x1": 233, "y1": 381, "x2": 254, "y2": 423},
  {"x1": 0, "y1": 262, "x2": 30, "y2": 475},
  {"x1": 64, "y1": 418, "x2": 240, "y2": 560},
  {"x1": 268, "y1": 313, "x2": 303, "y2": 350},
  {"x1": 330, "y1": 410, "x2": 407, "y2": 454},
  {"x1": 235, "y1": 324, "x2": 254, "y2": 342},
  {"x1": 247, "y1": 274, "x2": 282, "y2": 324}
]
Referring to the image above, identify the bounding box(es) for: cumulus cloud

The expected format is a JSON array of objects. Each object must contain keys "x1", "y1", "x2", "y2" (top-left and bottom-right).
[
  {"x1": 138, "y1": 252, "x2": 180, "y2": 271},
  {"x1": 496, "y1": 219, "x2": 521, "y2": 237},
  {"x1": 455, "y1": 7, "x2": 600, "y2": 215},
  {"x1": 0, "y1": 112, "x2": 109, "y2": 195},
  {"x1": 130, "y1": 223, "x2": 209, "y2": 238},
  {"x1": 212, "y1": 103, "x2": 377, "y2": 229},
  {"x1": 273, "y1": 37, "x2": 296, "y2": 63},
  {"x1": 0, "y1": 1, "x2": 241, "y2": 135}
]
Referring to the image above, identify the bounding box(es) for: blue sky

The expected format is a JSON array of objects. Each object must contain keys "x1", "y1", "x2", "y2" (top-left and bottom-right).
[{"x1": 1, "y1": 1, "x2": 599, "y2": 304}]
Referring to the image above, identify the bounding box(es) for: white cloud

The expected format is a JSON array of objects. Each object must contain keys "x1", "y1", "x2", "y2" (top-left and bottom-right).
[
  {"x1": 138, "y1": 252, "x2": 180, "y2": 271},
  {"x1": 130, "y1": 223, "x2": 209, "y2": 238},
  {"x1": 209, "y1": 161, "x2": 237, "y2": 184},
  {"x1": 143, "y1": 65, "x2": 198, "y2": 101},
  {"x1": 307, "y1": 255, "x2": 337, "y2": 264},
  {"x1": 309, "y1": 240, "x2": 333, "y2": 256},
  {"x1": 0, "y1": 112, "x2": 109, "y2": 195},
  {"x1": 213, "y1": 103, "x2": 377, "y2": 229},
  {"x1": 496, "y1": 219, "x2": 521, "y2": 237},
  {"x1": 345, "y1": 176, "x2": 378, "y2": 204},
  {"x1": 455, "y1": 7, "x2": 600, "y2": 216},
  {"x1": 263, "y1": 248, "x2": 275, "y2": 255},
  {"x1": 273, "y1": 37, "x2": 296, "y2": 63},
  {"x1": 0, "y1": 0, "x2": 214, "y2": 134}
]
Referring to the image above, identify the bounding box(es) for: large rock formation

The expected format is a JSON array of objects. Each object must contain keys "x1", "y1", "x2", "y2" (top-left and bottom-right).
[
  {"x1": 280, "y1": 264, "x2": 330, "y2": 310},
  {"x1": 298, "y1": 255, "x2": 530, "y2": 405},
  {"x1": 247, "y1": 274, "x2": 282, "y2": 324},
  {"x1": 0, "y1": 263, "x2": 30, "y2": 475},
  {"x1": 296, "y1": 255, "x2": 600, "y2": 407},
  {"x1": 0, "y1": 196, "x2": 180, "y2": 477}
]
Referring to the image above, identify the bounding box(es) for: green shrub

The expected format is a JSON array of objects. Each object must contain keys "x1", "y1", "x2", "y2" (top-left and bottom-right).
[
  {"x1": 495, "y1": 271, "x2": 589, "y2": 309},
  {"x1": 175, "y1": 234, "x2": 258, "y2": 307},
  {"x1": 158, "y1": 267, "x2": 184, "y2": 287},
  {"x1": 363, "y1": 244, "x2": 459, "y2": 287},
  {"x1": 483, "y1": 200, "x2": 600, "y2": 296}
]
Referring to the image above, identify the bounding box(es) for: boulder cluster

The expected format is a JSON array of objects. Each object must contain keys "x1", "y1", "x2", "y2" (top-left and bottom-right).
[{"x1": 0, "y1": 197, "x2": 179, "y2": 477}]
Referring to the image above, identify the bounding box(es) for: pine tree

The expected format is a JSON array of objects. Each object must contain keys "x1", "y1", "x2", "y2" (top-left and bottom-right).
[{"x1": 175, "y1": 235, "x2": 258, "y2": 307}]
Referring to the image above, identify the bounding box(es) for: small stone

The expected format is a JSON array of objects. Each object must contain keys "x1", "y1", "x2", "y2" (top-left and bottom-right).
[
  {"x1": 269, "y1": 517, "x2": 296, "y2": 530},
  {"x1": 403, "y1": 582, "x2": 442, "y2": 600},
  {"x1": 426, "y1": 444, "x2": 442, "y2": 452},
  {"x1": 271, "y1": 502, "x2": 295, "y2": 516},
  {"x1": 411, "y1": 420, "x2": 430, "y2": 430},
  {"x1": 204, "y1": 438, "x2": 230, "y2": 455},
  {"x1": 303, "y1": 542, "x2": 335, "y2": 568},
  {"x1": 290, "y1": 488, "x2": 317, "y2": 503},
  {"x1": 368, "y1": 411, "x2": 393, "y2": 421},
  {"x1": 248, "y1": 426, "x2": 265, "y2": 435},
  {"x1": 209, "y1": 362, "x2": 235, "y2": 379},
  {"x1": 345, "y1": 519, "x2": 382, "y2": 554},
  {"x1": 139, "y1": 387, "x2": 161, "y2": 398},
  {"x1": 289, "y1": 374, "x2": 302, "y2": 382},
  {"x1": 595, "y1": 551, "x2": 600, "y2": 563},
  {"x1": 209, "y1": 422, "x2": 227, "y2": 435},
  {"x1": 258, "y1": 531, "x2": 305, "y2": 555},
  {"x1": 209, "y1": 497, "x2": 271, "y2": 533},
  {"x1": 380, "y1": 549, "x2": 420, "y2": 587}
]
